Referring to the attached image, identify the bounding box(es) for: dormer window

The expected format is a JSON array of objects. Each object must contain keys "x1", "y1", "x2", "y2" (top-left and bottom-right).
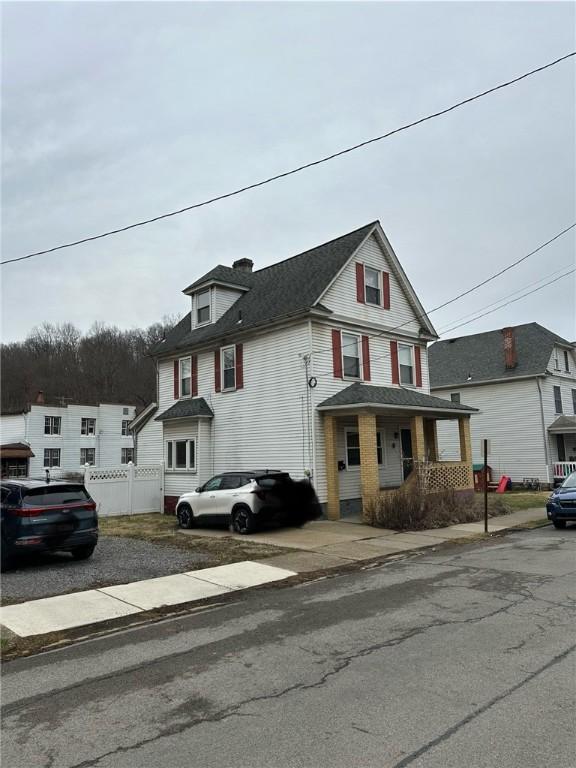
[{"x1": 197, "y1": 289, "x2": 211, "y2": 325}]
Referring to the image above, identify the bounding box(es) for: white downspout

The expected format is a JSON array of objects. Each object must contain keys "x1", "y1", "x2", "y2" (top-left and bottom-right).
[
  {"x1": 308, "y1": 319, "x2": 317, "y2": 484},
  {"x1": 536, "y1": 378, "x2": 551, "y2": 486}
]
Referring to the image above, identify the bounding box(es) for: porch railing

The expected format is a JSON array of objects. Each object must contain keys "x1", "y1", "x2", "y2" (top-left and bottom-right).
[{"x1": 553, "y1": 461, "x2": 576, "y2": 480}]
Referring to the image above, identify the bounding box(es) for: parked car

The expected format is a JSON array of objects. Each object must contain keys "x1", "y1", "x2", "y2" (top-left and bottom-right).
[
  {"x1": 1, "y1": 480, "x2": 98, "y2": 571},
  {"x1": 176, "y1": 470, "x2": 322, "y2": 534},
  {"x1": 546, "y1": 471, "x2": 576, "y2": 529}
]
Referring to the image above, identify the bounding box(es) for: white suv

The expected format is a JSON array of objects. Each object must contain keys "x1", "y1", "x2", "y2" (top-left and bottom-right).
[{"x1": 175, "y1": 470, "x2": 320, "y2": 534}]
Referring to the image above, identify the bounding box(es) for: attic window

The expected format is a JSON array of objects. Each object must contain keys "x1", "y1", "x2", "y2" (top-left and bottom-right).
[{"x1": 197, "y1": 289, "x2": 210, "y2": 324}]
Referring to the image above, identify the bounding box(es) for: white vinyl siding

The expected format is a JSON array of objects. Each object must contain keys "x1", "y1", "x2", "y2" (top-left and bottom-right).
[
  {"x1": 134, "y1": 417, "x2": 163, "y2": 465},
  {"x1": 214, "y1": 287, "x2": 244, "y2": 321},
  {"x1": 320, "y1": 234, "x2": 421, "y2": 334}
]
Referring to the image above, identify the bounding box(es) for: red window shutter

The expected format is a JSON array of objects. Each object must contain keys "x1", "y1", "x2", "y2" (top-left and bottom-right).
[
  {"x1": 415, "y1": 346, "x2": 422, "y2": 388},
  {"x1": 382, "y1": 271, "x2": 390, "y2": 310},
  {"x1": 191, "y1": 355, "x2": 198, "y2": 397},
  {"x1": 390, "y1": 341, "x2": 399, "y2": 384},
  {"x1": 214, "y1": 350, "x2": 221, "y2": 393},
  {"x1": 173, "y1": 360, "x2": 179, "y2": 399},
  {"x1": 362, "y1": 336, "x2": 371, "y2": 381},
  {"x1": 355, "y1": 263, "x2": 365, "y2": 304},
  {"x1": 332, "y1": 329, "x2": 343, "y2": 378},
  {"x1": 235, "y1": 343, "x2": 244, "y2": 389}
]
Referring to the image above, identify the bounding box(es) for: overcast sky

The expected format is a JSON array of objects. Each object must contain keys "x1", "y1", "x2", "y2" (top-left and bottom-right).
[{"x1": 2, "y1": 1, "x2": 575, "y2": 343}]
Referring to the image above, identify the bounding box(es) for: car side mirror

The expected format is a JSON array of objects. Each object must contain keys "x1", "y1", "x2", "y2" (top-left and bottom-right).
[{"x1": 195, "y1": 487, "x2": 203, "y2": 493}]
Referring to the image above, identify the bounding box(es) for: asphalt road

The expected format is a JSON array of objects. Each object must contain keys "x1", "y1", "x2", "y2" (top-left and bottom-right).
[{"x1": 2, "y1": 527, "x2": 575, "y2": 768}]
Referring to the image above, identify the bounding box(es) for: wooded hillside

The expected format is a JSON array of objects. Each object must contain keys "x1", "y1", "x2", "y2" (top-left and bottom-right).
[{"x1": 1, "y1": 317, "x2": 179, "y2": 413}]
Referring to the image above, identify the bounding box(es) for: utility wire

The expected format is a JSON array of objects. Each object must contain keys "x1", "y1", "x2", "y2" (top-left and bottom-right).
[
  {"x1": 310, "y1": 222, "x2": 576, "y2": 358},
  {"x1": 2, "y1": 51, "x2": 574, "y2": 267},
  {"x1": 311, "y1": 266, "x2": 575, "y2": 379}
]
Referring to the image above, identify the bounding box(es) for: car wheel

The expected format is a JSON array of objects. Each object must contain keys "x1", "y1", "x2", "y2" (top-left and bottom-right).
[
  {"x1": 552, "y1": 519, "x2": 567, "y2": 529},
  {"x1": 177, "y1": 503, "x2": 195, "y2": 529},
  {"x1": 71, "y1": 544, "x2": 96, "y2": 561},
  {"x1": 232, "y1": 506, "x2": 256, "y2": 535}
]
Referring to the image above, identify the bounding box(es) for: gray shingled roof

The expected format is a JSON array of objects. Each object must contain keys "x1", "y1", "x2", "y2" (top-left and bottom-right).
[
  {"x1": 429, "y1": 323, "x2": 572, "y2": 389},
  {"x1": 151, "y1": 222, "x2": 377, "y2": 356},
  {"x1": 548, "y1": 415, "x2": 576, "y2": 433},
  {"x1": 317, "y1": 383, "x2": 477, "y2": 413},
  {"x1": 154, "y1": 398, "x2": 214, "y2": 421},
  {"x1": 183, "y1": 265, "x2": 256, "y2": 293}
]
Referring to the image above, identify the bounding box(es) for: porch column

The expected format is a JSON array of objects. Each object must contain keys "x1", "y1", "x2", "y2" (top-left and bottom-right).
[
  {"x1": 323, "y1": 414, "x2": 340, "y2": 520},
  {"x1": 458, "y1": 416, "x2": 472, "y2": 463},
  {"x1": 410, "y1": 415, "x2": 426, "y2": 461},
  {"x1": 423, "y1": 419, "x2": 438, "y2": 461},
  {"x1": 358, "y1": 412, "x2": 380, "y2": 508}
]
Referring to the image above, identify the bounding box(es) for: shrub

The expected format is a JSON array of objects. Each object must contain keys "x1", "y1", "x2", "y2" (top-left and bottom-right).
[{"x1": 365, "y1": 487, "x2": 510, "y2": 531}]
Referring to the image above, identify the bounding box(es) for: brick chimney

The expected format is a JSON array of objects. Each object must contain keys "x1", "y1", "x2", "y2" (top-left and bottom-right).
[
  {"x1": 35, "y1": 390, "x2": 45, "y2": 404},
  {"x1": 502, "y1": 327, "x2": 517, "y2": 369},
  {"x1": 232, "y1": 258, "x2": 253, "y2": 273}
]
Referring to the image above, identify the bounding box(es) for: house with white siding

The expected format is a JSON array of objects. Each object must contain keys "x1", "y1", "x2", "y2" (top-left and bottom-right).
[
  {"x1": 141, "y1": 221, "x2": 476, "y2": 518},
  {"x1": 430, "y1": 323, "x2": 576, "y2": 487},
  {"x1": 0, "y1": 396, "x2": 136, "y2": 478}
]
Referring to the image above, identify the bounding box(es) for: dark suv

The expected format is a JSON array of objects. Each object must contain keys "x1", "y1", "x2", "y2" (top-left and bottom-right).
[{"x1": 1, "y1": 480, "x2": 98, "y2": 570}]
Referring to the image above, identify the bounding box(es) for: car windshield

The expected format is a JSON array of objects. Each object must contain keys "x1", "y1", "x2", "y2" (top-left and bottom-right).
[
  {"x1": 22, "y1": 486, "x2": 91, "y2": 506},
  {"x1": 561, "y1": 473, "x2": 576, "y2": 489}
]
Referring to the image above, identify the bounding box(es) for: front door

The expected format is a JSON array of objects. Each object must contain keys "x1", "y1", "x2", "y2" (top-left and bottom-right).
[
  {"x1": 400, "y1": 428, "x2": 413, "y2": 481},
  {"x1": 556, "y1": 434, "x2": 566, "y2": 462}
]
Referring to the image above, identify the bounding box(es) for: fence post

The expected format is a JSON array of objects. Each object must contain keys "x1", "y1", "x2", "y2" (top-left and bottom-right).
[{"x1": 128, "y1": 461, "x2": 134, "y2": 515}]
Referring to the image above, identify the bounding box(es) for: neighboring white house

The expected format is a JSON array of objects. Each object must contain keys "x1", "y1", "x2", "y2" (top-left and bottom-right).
[
  {"x1": 0, "y1": 397, "x2": 136, "y2": 478},
  {"x1": 430, "y1": 323, "x2": 576, "y2": 487},
  {"x1": 138, "y1": 221, "x2": 476, "y2": 518}
]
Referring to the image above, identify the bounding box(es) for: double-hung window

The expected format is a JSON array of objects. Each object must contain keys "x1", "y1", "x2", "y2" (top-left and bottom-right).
[
  {"x1": 572, "y1": 389, "x2": 576, "y2": 415},
  {"x1": 80, "y1": 448, "x2": 95, "y2": 465},
  {"x1": 44, "y1": 416, "x2": 61, "y2": 435},
  {"x1": 364, "y1": 267, "x2": 381, "y2": 306},
  {"x1": 180, "y1": 357, "x2": 192, "y2": 397},
  {"x1": 398, "y1": 344, "x2": 414, "y2": 385},
  {"x1": 553, "y1": 386, "x2": 563, "y2": 414},
  {"x1": 121, "y1": 448, "x2": 134, "y2": 464},
  {"x1": 554, "y1": 350, "x2": 560, "y2": 370},
  {"x1": 450, "y1": 393, "x2": 461, "y2": 403},
  {"x1": 342, "y1": 333, "x2": 361, "y2": 379},
  {"x1": 44, "y1": 448, "x2": 61, "y2": 468},
  {"x1": 121, "y1": 420, "x2": 130, "y2": 436},
  {"x1": 345, "y1": 430, "x2": 383, "y2": 467},
  {"x1": 221, "y1": 346, "x2": 236, "y2": 390},
  {"x1": 197, "y1": 289, "x2": 211, "y2": 324},
  {"x1": 564, "y1": 351, "x2": 570, "y2": 372},
  {"x1": 166, "y1": 439, "x2": 196, "y2": 471},
  {"x1": 81, "y1": 418, "x2": 96, "y2": 436}
]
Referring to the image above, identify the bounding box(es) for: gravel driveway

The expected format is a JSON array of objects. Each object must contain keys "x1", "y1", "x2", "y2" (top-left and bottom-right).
[{"x1": 1, "y1": 536, "x2": 211, "y2": 604}]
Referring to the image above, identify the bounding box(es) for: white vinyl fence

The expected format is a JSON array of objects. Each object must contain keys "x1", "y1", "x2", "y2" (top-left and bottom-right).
[{"x1": 83, "y1": 463, "x2": 163, "y2": 517}]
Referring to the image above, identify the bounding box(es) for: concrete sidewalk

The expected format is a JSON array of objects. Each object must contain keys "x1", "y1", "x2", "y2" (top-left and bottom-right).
[{"x1": 0, "y1": 507, "x2": 547, "y2": 639}]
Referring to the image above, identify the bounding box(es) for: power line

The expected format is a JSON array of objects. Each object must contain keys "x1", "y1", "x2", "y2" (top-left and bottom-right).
[
  {"x1": 3, "y1": 51, "x2": 575, "y2": 267},
  {"x1": 312, "y1": 266, "x2": 575, "y2": 379},
  {"x1": 310, "y1": 222, "x2": 576, "y2": 359}
]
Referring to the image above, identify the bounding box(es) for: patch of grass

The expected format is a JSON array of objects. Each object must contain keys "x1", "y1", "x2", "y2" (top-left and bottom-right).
[
  {"x1": 99, "y1": 513, "x2": 292, "y2": 568},
  {"x1": 481, "y1": 490, "x2": 550, "y2": 512}
]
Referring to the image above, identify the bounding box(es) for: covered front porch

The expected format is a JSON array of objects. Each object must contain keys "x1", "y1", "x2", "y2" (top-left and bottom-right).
[
  {"x1": 318, "y1": 383, "x2": 476, "y2": 520},
  {"x1": 548, "y1": 415, "x2": 576, "y2": 483}
]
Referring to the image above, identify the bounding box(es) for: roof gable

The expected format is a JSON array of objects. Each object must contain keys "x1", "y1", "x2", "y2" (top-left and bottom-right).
[{"x1": 429, "y1": 323, "x2": 572, "y2": 388}]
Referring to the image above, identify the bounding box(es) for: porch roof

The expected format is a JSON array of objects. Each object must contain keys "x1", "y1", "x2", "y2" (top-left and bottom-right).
[
  {"x1": 548, "y1": 415, "x2": 576, "y2": 434},
  {"x1": 154, "y1": 398, "x2": 214, "y2": 421},
  {"x1": 0, "y1": 443, "x2": 35, "y2": 459},
  {"x1": 317, "y1": 383, "x2": 478, "y2": 417}
]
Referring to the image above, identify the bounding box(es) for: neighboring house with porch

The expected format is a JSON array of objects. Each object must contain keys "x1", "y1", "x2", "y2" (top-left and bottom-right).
[
  {"x1": 0, "y1": 396, "x2": 136, "y2": 478},
  {"x1": 430, "y1": 323, "x2": 576, "y2": 488},
  {"x1": 142, "y1": 220, "x2": 475, "y2": 518}
]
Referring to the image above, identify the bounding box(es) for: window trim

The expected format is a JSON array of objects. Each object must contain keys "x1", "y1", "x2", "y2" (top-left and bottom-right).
[
  {"x1": 564, "y1": 350, "x2": 570, "y2": 373},
  {"x1": 121, "y1": 420, "x2": 130, "y2": 436},
  {"x1": 121, "y1": 447, "x2": 135, "y2": 465},
  {"x1": 572, "y1": 389, "x2": 576, "y2": 415},
  {"x1": 554, "y1": 349, "x2": 560, "y2": 371},
  {"x1": 80, "y1": 448, "x2": 96, "y2": 466},
  {"x1": 341, "y1": 331, "x2": 362, "y2": 381},
  {"x1": 81, "y1": 417, "x2": 96, "y2": 436},
  {"x1": 221, "y1": 345, "x2": 237, "y2": 392},
  {"x1": 364, "y1": 266, "x2": 382, "y2": 307},
  {"x1": 344, "y1": 428, "x2": 384, "y2": 469},
  {"x1": 196, "y1": 288, "x2": 211, "y2": 326},
  {"x1": 44, "y1": 416, "x2": 62, "y2": 436},
  {"x1": 165, "y1": 439, "x2": 196, "y2": 472},
  {"x1": 43, "y1": 448, "x2": 61, "y2": 468},
  {"x1": 179, "y1": 356, "x2": 192, "y2": 399},
  {"x1": 398, "y1": 343, "x2": 415, "y2": 387},
  {"x1": 553, "y1": 385, "x2": 563, "y2": 414},
  {"x1": 450, "y1": 393, "x2": 461, "y2": 404}
]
